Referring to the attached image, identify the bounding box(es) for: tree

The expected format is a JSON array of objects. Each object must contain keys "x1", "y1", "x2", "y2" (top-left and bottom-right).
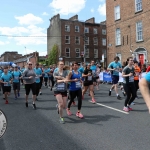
[{"x1": 47, "y1": 44, "x2": 59, "y2": 65}]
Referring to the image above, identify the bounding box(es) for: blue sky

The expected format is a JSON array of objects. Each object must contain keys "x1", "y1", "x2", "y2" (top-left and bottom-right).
[{"x1": 0, "y1": 0, "x2": 106, "y2": 56}]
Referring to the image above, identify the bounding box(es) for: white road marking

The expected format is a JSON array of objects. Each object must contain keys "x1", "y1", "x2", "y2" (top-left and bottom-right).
[{"x1": 89, "y1": 101, "x2": 129, "y2": 114}]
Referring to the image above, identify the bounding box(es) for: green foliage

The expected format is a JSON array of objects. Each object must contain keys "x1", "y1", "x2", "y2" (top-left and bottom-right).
[{"x1": 47, "y1": 44, "x2": 59, "y2": 65}]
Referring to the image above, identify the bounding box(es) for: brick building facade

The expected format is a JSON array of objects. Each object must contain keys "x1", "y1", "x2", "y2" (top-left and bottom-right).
[
  {"x1": 47, "y1": 14, "x2": 107, "y2": 66},
  {"x1": 106, "y1": 0, "x2": 150, "y2": 66},
  {"x1": 0, "y1": 51, "x2": 22, "y2": 62},
  {"x1": 13, "y1": 52, "x2": 39, "y2": 68}
]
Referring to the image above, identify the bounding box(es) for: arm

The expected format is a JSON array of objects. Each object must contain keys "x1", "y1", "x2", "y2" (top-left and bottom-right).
[
  {"x1": 22, "y1": 70, "x2": 30, "y2": 79},
  {"x1": 107, "y1": 63, "x2": 114, "y2": 71},
  {"x1": 67, "y1": 71, "x2": 79, "y2": 82},
  {"x1": 139, "y1": 78, "x2": 150, "y2": 112}
]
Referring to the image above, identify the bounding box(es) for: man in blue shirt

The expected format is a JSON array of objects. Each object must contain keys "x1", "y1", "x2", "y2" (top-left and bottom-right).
[
  {"x1": 139, "y1": 72, "x2": 150, "y2": 113},
  {"x1": 12, "y1": 66, "x2": 21, "y2": 99},
  {"x1": 107, "y1": 56, "x2": 122, "y2": 100},
  {"x1": 34, "y1": 63, "x2": 42, "y2": 100},
  {"x1": 0, "y1": 66, "x2": 12, "y2": 104}
]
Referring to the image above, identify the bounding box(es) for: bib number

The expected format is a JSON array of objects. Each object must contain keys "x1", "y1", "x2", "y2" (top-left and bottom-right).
[
  {"x1": 88, "y1": 76, "x2": 92, "y2": 81},
  {"x1": 57, "y1": 83, "x2": 65, "y2": 91},
  {"x1": 4, "y1": 82, "x2": 9, "y2": 86},
  {"x1": 14, "y1": 77, "x2": 19, "y2": 80},
  {"x1": 76, "y1": 81, "x2": 81, "y2": 88}
]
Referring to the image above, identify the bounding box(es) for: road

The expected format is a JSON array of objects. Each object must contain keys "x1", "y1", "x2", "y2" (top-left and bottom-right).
[{"x1": 0, "y1": 84, "x2": 150, "y2": 150}]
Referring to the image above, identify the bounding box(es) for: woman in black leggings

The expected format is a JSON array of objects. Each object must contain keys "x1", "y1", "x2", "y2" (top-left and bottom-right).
[{"x1": 122, "y1": 57, "x2": 136, "y2": 112}]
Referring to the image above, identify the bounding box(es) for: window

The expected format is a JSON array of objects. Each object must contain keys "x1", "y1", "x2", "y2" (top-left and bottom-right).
[
  {"x1": 75, "y1": 26, "x2": 79, "y2": 32},
  {"x1": 102, "y1": 49, "x2": 107, "y2": 58},
  {"x1": 75, "y1": 37, "x2": 80, "y2": 45},
  {"x1": 75, "y1": 48, "x2": 80, "y2": 58},
  {"x1": 102, "y1": 38, "x2": 106, "y2": 46},
  {"x1": 116, "y1": 28, "x2": 121, "y2": 45},
  {"x1": 93, "y1": 37, "x2": 98, "y2": 45},
  {"x1": 93, "y1": 28, "x2": 98, "y2": 34},
  {"x1": 85, "y1": 37, "x2": 89, "y2": 45},
  {"x1": 136, "y1": 21, "x2": 143, "y2": 41},
  {"x1": 65, "y1": 48, "x2": 70, "y2": 57},
  {"x1": 65, "y1": 36, "x2": 70, "y2": 44},
  {"x1": 65, "y1": 25, "x2": 70, "y2": 32},
  {"x1": 94, "y1": 49, "x2": 98, "y2": 58},
  {"x1": 102, "y1": 29, "x2": 106, "y2": 35},
  {"x1": 135, "y1": 0, "x2": 142, "y2": 12},
  {"x1": 85, "y1": 49, "x2": 89, "y2": 58},
  {"x1": 115, "y1": 5, "x2": 120, "y2": 20},
  {"x1": 84, "y1": 27, "x2": 89, "y2": 33}
]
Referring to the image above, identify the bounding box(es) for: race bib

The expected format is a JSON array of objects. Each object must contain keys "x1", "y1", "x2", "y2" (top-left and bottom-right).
[
  {"x1": 15, "y1": 77, "x2": 19, "y2": 80},
  {"x1": 135, "y1": 72, "x2": 139, "y2": 76},
  {"x1": 4, "y1": 82, "x2": 9, "y2": 86},
  {"x1": 45, "y1": 73, "x2": 48, "y2": 77},
  {"x1": 88, "y1": 76, "x2": 92, "y2": 81},
  {"x1": 76, "y1": 81, "x2": 81, "y2": 88},
  {"x1": 35, "y1": 76, "x2": 39, "y2": 79},
  {"x1": 57, "y1": 83, "x2": 65, "y2": 91},
  {"x1": 129, "y1": 76, "x2": 134, "y2": 82}
]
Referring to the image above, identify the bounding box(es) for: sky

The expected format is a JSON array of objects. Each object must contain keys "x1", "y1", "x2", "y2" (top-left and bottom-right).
[{"x1": 0, "y1": 0, "x2": 106, "y2": 56}]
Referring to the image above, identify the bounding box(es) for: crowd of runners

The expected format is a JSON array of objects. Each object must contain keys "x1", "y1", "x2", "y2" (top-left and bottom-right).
[{"x1": 0, "y1": 56, "x2": 150, "y2": 123}]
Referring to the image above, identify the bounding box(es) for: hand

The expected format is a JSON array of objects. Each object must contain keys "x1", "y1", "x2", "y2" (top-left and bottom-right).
[
  {"x1": 88, "y1": 73, "x2": 91, "y2": 76},
  {"x1": 74, "y1": 78, "x2": 78, "y2": 82},
  {"x1": 63, "y1": 79, "x2": 68, "y2": 83},
  {"x1": 29, "y1": 76, "x2": 33, "y2": 79},
  {"x1": 129, "y1": 73, "x2": 133, "y2": 77}
]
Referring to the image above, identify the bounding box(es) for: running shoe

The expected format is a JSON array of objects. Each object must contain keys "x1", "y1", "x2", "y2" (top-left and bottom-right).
[
  {"x1": 128, "y1": 106, "x2": 133, "y2": 111},
  {"x1": 117, "y1": 95, "x2": 122, "y2": 100},
  {"x1": 26, "y1": 102, "x2": 28, "y2": 107},
  {"x1": 32, "y1": 103, "x2": 36, "y2": 110},
  {"x1": 76, "y1": 112, "x2": 84, "y2": 118},
  {"x1": 109, "y1": 90, "x2": 111, "y2": 96},
  {"x1": 59, "y1": 118, "x2": 65, "y2": 124},
  {"x1": 136, "y1": 96, "x2": 139, "y2": 99},
  {"x1": 66, "y1": 108, "x2": 72, "y2": 116},
  {"x1": 123, "y1": 107, "x2": 129, "y2": 112},
  {"x1": 39, "y1": 92, "x2": 42, "y2": 95},
  {"x1": 50, "y1": 87, "x2": 52, "y2": 91},
  {"x1": 56, "y1": 104, "x2": 59, "y2": 114},
  {"x1": 123, "y1": 92, "x2": 126, "y2": 97},
  {"x1": 88, "y1": 94, "x2": 90, "y2": 96},
  {"x1": 5, "y1": 100, "x2": 8, "y2": 104},
  {"x1": 3, "y1": 98, "x2": 5, "y2": 100},
  {"x1": 18, "y1": 93, "x2": 20, "y2": 97},
  {"x1": 91, "y1": 99, "x2": 96, "y2": 104}
]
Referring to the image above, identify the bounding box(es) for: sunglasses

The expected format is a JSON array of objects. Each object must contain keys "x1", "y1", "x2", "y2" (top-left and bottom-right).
[
  {"x1": 60, "y1": 64, "x2": 64, "y2": 65},
  {"x1": 29, "y1": 64, "x2": 32, "y2": 65}
]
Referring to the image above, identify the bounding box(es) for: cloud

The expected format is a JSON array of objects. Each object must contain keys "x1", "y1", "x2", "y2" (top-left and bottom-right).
[
  {"x1": 98, "y1": 3, "x2": 106, "y2": 16},
  {"x1": 15, "y1": 13, "x2": 43, "y2": 25},
  {"x1": 91, "y1": 8, "x2": 94, "y2": 13},
  {"x1": 99, "y1": 0, "x2": 105, "y2": 2},
  {"x1": 0, "y1": 41, "x2": 9, "y2": 45},
  {"x1": 42, "y1": 12, "x2": 49, "y2": 16},
  {"x1": 0, "y1": 25, "x2": 46, "y2": 45},
  {"x1": 49, "y1": 0, "x2": 86, "y2": 15}
]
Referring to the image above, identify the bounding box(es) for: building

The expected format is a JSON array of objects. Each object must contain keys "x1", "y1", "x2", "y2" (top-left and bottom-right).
[
  {"x1": 106, "y1": 0, "x2": 150, "y2": 66},
  {"x1": 13, "y1": 52, "x2": 39, "y2": 67},
  {"x1": 47, "y1": 14, "x2": 107, "y2": 66},
  {"x1": 0, "y1": 51, "x2": 22, "y2": 62}
]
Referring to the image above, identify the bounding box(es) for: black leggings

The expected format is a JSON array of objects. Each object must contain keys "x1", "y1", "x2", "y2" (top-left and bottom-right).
[
  {"x1": 25, "y1": 83, "x2": 36, "y2": 95},
  {"x1": 134, "y1": 80, "x2": 139, "y2": 97},
  {"x1": 68, "y1": 89, "x2": 82, "y2": 110},
  {"x1": 35, "y1": 83, "x2": 40, "y2": 96},
  {"x1": 49, "y1": 77, "x2": 55, "y2": 87},
  {"x1": 39, "y1": 77, "x2": 43, "y2": 89},
  {"x1": 123, "y1": 83, "x2": 136, "y2": 107},
  {"x1": 44, "y1": 78, "x2": 48, "y2": 86}
]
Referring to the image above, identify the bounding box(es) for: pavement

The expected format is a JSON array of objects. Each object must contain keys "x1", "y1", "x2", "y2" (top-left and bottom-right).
[{"x1": 0, "y1": 84, "x2": 150, "y2": 150}]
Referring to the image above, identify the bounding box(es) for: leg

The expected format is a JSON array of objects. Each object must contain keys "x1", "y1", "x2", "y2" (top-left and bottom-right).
[
  {"x1": 128, "y1": 84, "x2": 136, "y2": 106},
  {"x1": 123, "y1": 84, "x2": 131, "y2": 107}
]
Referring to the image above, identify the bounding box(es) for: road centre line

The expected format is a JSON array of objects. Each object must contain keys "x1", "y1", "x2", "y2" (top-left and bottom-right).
[{"x1": 89, "y1": 101, "x2": 129, "y2": 115}]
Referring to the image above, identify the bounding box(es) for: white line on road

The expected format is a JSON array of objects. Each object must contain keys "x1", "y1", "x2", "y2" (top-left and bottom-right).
[{"x1": 89, "y1": 101, "x2": 129, "y2": 114}]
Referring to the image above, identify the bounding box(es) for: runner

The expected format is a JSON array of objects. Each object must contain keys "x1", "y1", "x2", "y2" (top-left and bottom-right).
[
  {"x1": 122, "y1": 57, "x2": 136, "y2": 112},
  {"x1": 0, "y1": 66, "x2": 12, "y2": 104},
  {"x1": 53, "y1": 61, "x2": 68, "y2": 124},
  {"x1": 66, "y1": 62, "x2": 83, "y2": 118},
  {"x1": 34, "y1": 63, "x2": 42, "y2": 101},
  {"x1": 134, "y1": 61, "x2": 141, "y2": 99},
  {"x1": 12, "y1": 66, "x2": 21, "y2": 100},
  {"x1": 96, "y1": 64, "x2": 101, "y2": 90},
  {"x1": 22, "y1": 62, "x2": 37, "y2": 109},
  {"x1": 82, "y1": 63, "x2": 96, "y2": 103},
  {"x1": 39, "y1": 64, "x2": 44, "y2": 95},
  {"x1": 139, "y1": 68, "x2": 150, "y2": 113},
  {"x1": 107, "y1": 56, "x2": 122, "y2": 100},
  {"x1": 44, "y1": 66, "x2": 50, "y2": 87}
]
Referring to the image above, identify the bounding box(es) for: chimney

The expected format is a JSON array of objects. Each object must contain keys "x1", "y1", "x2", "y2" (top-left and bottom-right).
[
  {"x1": 69, "y1": 15, "x2": 78, "y2": 21},
  {"x1": 85, "y1": 17, "x2": 95, "y2": 24}
]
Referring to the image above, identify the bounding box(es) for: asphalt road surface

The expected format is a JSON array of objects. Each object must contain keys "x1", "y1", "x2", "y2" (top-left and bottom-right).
[{"x1": 0, "y1": 84, "x2": 150, "y2": 150}]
